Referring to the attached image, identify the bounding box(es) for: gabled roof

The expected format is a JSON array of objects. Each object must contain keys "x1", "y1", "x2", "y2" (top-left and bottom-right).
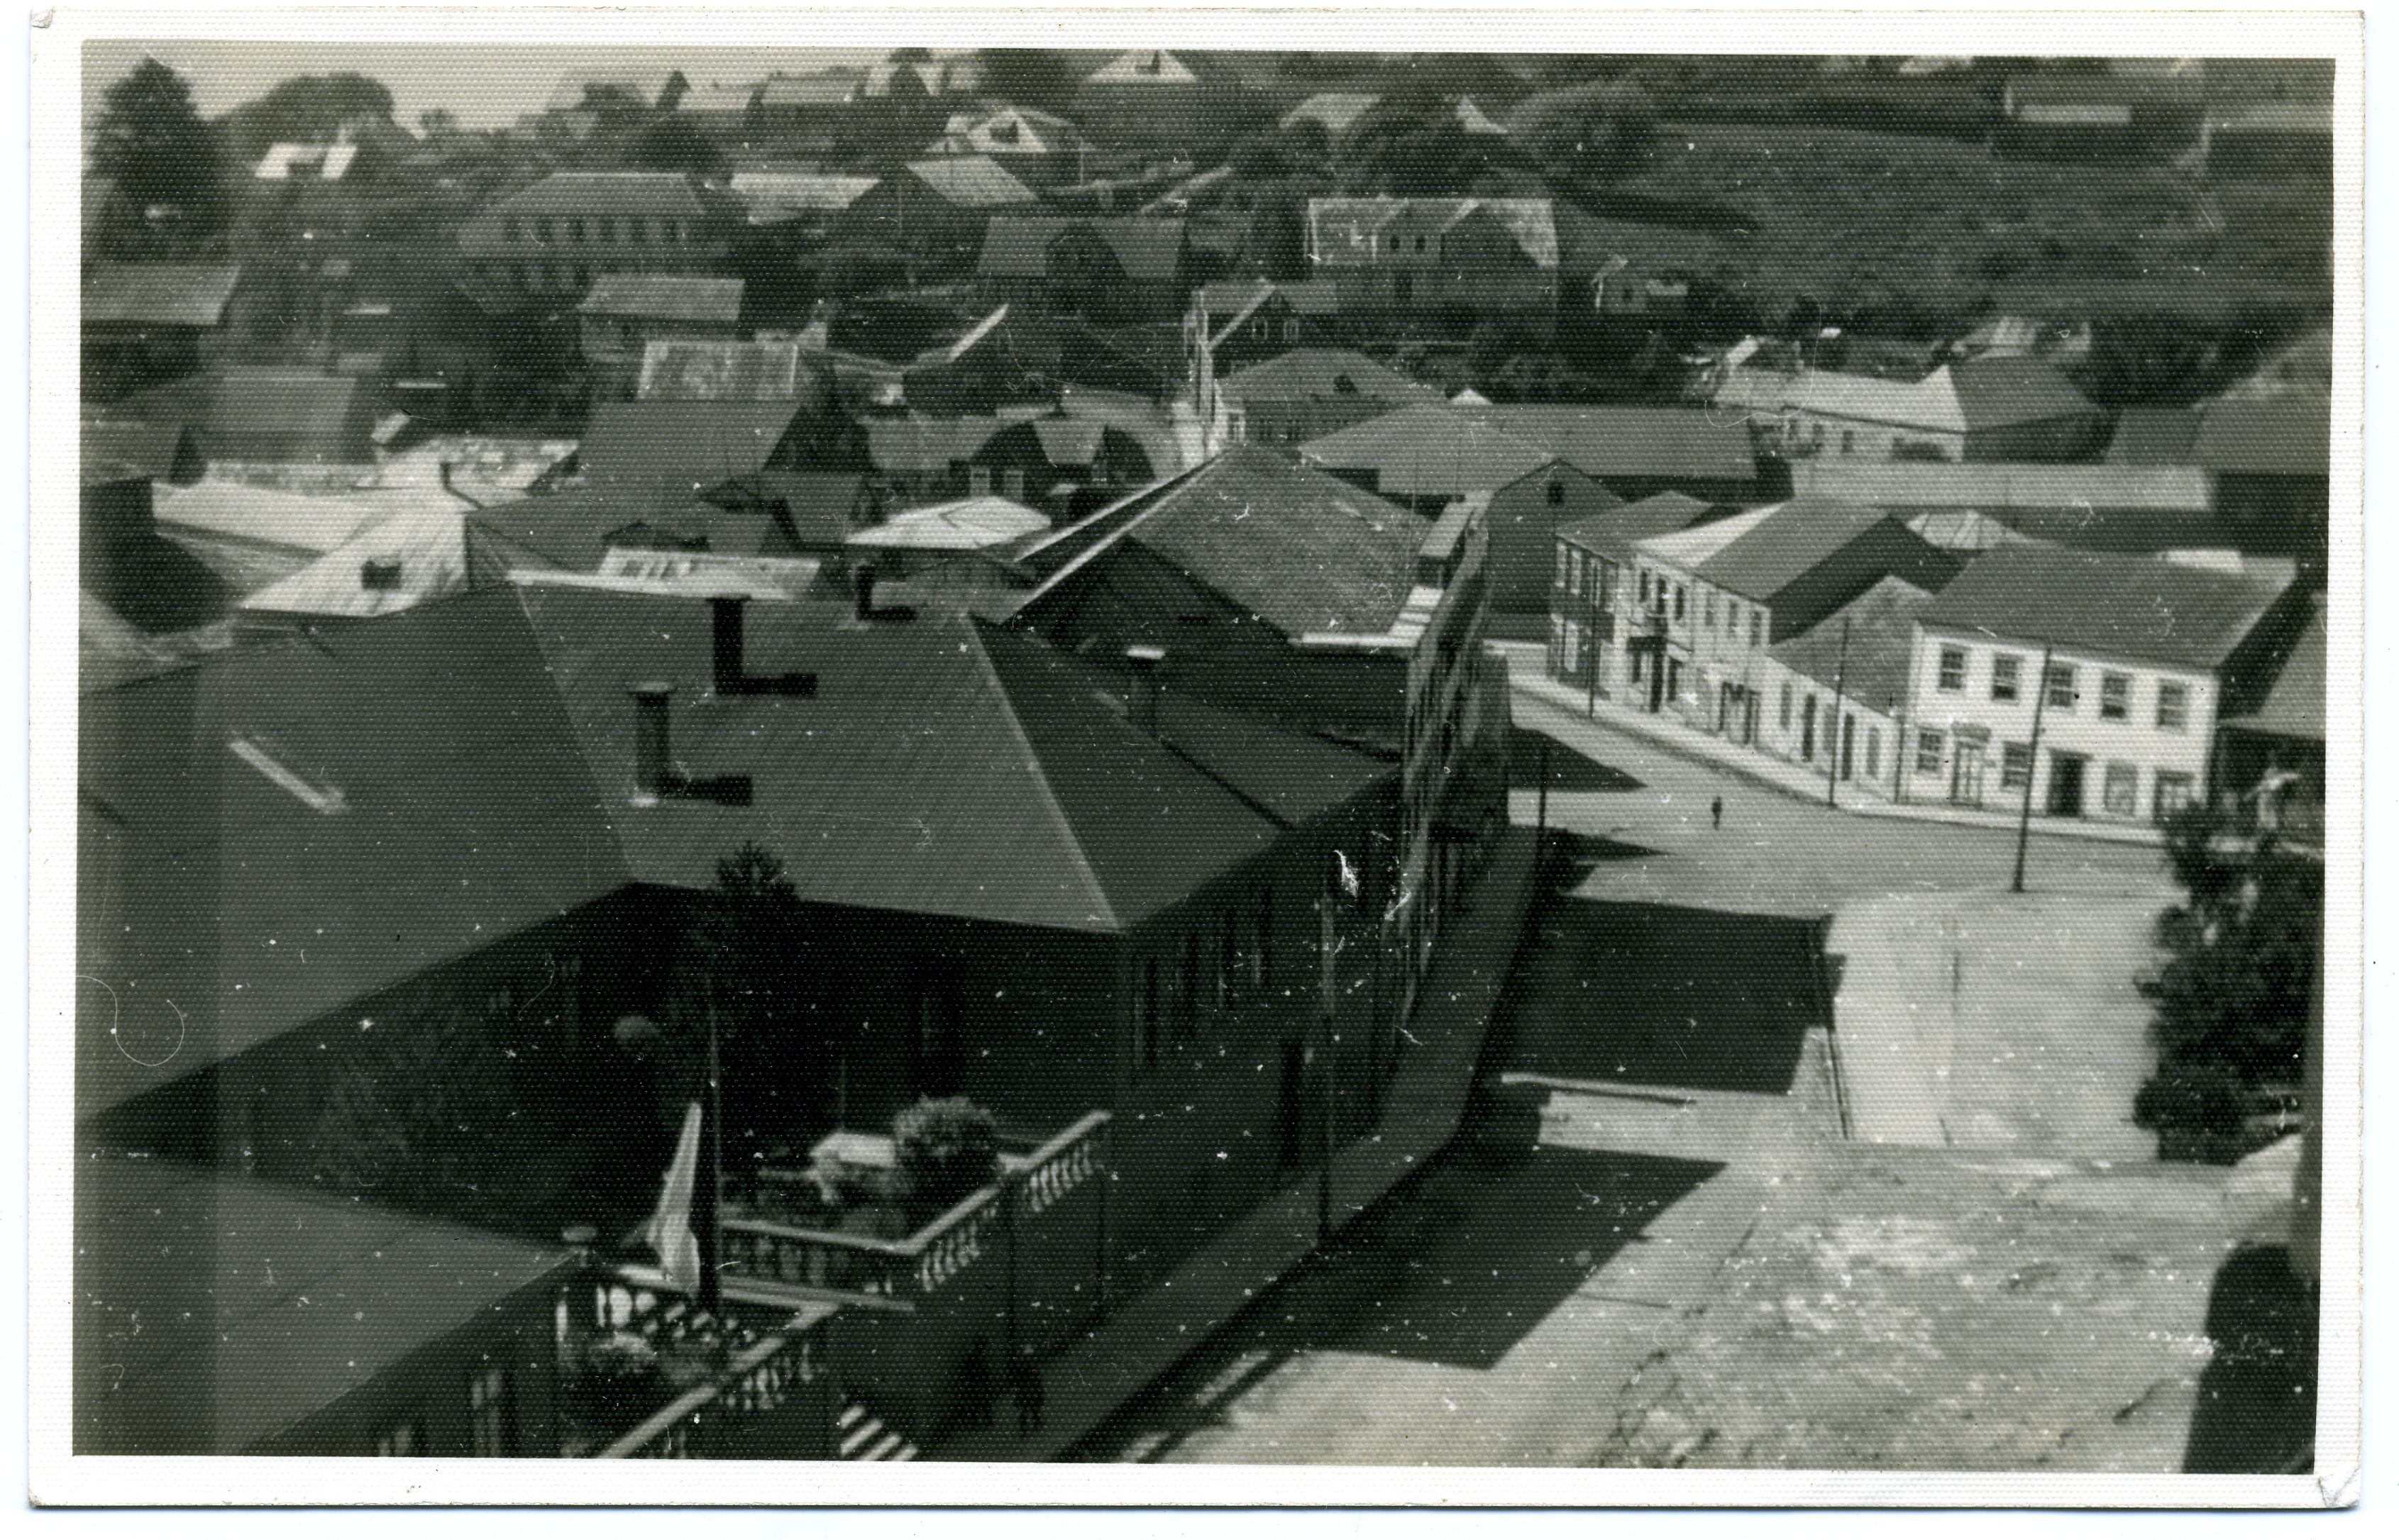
[
  {"x1": 83, "y1": 420, "x2": 206, "y2": 485},
  {"x1": 866, "y1": 416, "x2": 1005, "y2": 473},
  {"x1": 1456, "y1": 404, "x2": 1758, "y2": 482},
  {"x1": 639, "y1": 338, "x2": 803, "y2": 401},
  {"x1": 1196, "y1": 278, "x2": 1343, "y2": 324},
  {"x1": 2188, "y1": 394, "x2": 2330, "y2": 477},
  {"x1": 75, "y1": 1155, "x2": 571, "y2": 1455},
  {"x1": 1793, "y1": 460, "x2": 2214, "y2": 512},
  {"x1": 1938, "y1": 358, "x2": 2098, "y2": 431},
  {"x1": 236, "y1": 509, "x2": 561, "y2": 623},
  {"x1": 153, "y1": 480, "x2": 393, "y2": 561},
  {"x1": 1306, "y1": 198, "x2": 1557, "y2": 270},
  {"x1": 1218, "y1": 349, "x2": 1443, "y2": 406},
  {"x1": 977, "y1": 217, "x2": 1188, "y2": 283},
  {"x1": 468, "y1": 486, "x2": 771, "y2": 572},
  {"x1": 927, "y1": 106, "x2": 1096, "y2": 160},
  {"x1": 1768, "y1": 576, "x2": 1938, "y2": 705},
  {"x1": 901, "y1": 156, "x2": 1041, "y2": 209},
  {"x1": 463, "y1": 172, "x2": 738, "y2": 239},
  {"x1": 729, "y1": 172, "x2": 878, "y2": 223},
  {"x1": 1557, "y1": 492, "x2": 1719, "y2": 564},
  {"x1": 116, "y1": 368, "x2": 377, "y2": 465},
  {"x1": 1018, "y1": 446, "x2": 1428, "y2": 637},
  {"x1": 1915, "y1": 544, "x2": 2298, "y2": 671},
  {"x1": 756, "y1": 70, "x2": 861, "y2": 108},
  {"x1": 1720, "y1": 358, "x2": 2093, "y2": 434},
  {"x1": 1634, "y1": 503, "x2": 1781, "y2": 570},
  {"x1": 578, "y1": 274, "x2": 744, "y2": 324},
  {"x1": 2219, "y1": 592, "x2": 2323, "y2": 741},
  {"x1": 1283, "y1": 92, "x2": 1382, "y2": 135},
  {"x1": 852, "y1": 495, "x2": 1049, "y2": 553},
  {"x1": 675, "y1": 79, "x2": 762, "y2": 116},
  {"x1": 1694, "y1": 498, "x2": 1952, "y2": 605},
  {"x1": 83, "y1": 263, "x2": 243, "y2": 328},
  {"x1": 1298, "y1": 404, "x2": 1557, "y2": 497},
  {"x1": 1083, "y1": 50, "x2": 1211, "y2": 87},
  {"x1": 578, "y1": 400, "x2": 807, "y2": 492}
]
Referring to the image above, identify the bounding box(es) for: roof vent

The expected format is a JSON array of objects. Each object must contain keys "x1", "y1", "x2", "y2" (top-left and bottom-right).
[{"x1": 360, "y1": 558, "x2": 404, "y2": 591}]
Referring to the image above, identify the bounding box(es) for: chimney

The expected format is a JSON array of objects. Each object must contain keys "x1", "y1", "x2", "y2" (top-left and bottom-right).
[
  {"x1": 1125, "y1": 644, "x2": 1166, "y2": 736},
  {"x1": 854, "y1": 564, "x2": 878, "y2": 623},
  {"x1": 710, "y1": 596, "x2": 747, "y2": 696},
  {"x1": 628, "y1": 682, "x2": 673, "y2": 805}
]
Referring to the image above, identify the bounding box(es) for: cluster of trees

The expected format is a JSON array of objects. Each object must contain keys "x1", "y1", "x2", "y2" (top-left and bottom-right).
[{"x1": 2134, "y1": 808, "x2": 2320, "y2": 1163}]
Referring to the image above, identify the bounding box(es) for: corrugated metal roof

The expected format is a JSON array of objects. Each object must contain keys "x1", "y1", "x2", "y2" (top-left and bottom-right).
[
  {"x1": 1916, "y1": 543, "x2": 2298, "y2": 670},
  {"x1": 578, "y1": 274, "x2": 744, "y2": 323},
  {"x1": 75, "y1": 1155, "x2": 570, "y2": 1455},
  {"x1": 1298, "y1": 405, "x2": 1557, "y2": 497},
  {"x1": 1697, "y1": 499, "x2": 1954, "y2": 606},
  {"x1": 1768, "y1": 576, "x2": 1938, "y2": 705},
  {"x1": 977, "y1": 217, "x2": 1188, "y2": 282},
  {"x1": 84, "y1": 263, "x2": 243, "y2": 328},
  {"x1": 579, "y1": 400, "x2": 807, "y2": 491}
]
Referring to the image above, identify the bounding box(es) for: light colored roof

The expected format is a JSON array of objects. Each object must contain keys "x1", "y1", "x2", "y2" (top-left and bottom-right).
[
  {"x1": 1086, "y1": 50, "x2": 1206, "y2": 86},
  {"x1": 539, "y1": 553, "x2": 821, "y2": 601},
  {"x1": 1283, "y1": 93, "x2": 1382, "y2": 135},
  {"x1": 927, "y1": 106, "x2": 1095, "y2": 160},
  {"x1": 851, "y1": 494, "x2": 1050, "y2": 553},
  {"x1": 1904, "y1": 508, "x2": 2036, "y2": 553},
  {"x1": 253, "y1": 143, "x2": 359, "y2": 181},
  {"x1": 1307, "y1": 197, "x2": 1558, "y2": 270},
  {"x1": 1634, "y1": 503, "x2": 1780, "y2": 568},
  {"x1": 1218, "y1": 349, "x2": 1443, "y2": 406},
  {"x1": 238, "y1": 509, "x2": 561, "y2": 621},
  {"x1": 757, "y1": 71, "x2": 859, "y2": 107},
  {"x1": 154, "y1": 480, "x2": 392, "y2": 559},
  {"x1": 639, "y1": 338, "x2": 802, "y2": 401},
  {"x1": 903, "y1": 155, "x2": 1040, "y2": 209},
  {"x1": 83, "y1": 263, "x2": 243, "y2": 328},
  {"x1": 1719, "y1": 358, "x2": 2094, "y2": 433},
  {"x1": 1299, "y1": 404, "x2": 1558, "y2": 497},
  {"x1": 729, "y1": 172, "x2": 878, "y2": 222},
  {"x1": 578, "y1": 274, "x2": 744, "y2": 323},
  {"x1": 1793, "y1": 460, "x2": 2214, "y2": 512}
]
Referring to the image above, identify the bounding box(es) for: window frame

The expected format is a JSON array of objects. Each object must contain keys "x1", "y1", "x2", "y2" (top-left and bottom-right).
[
  {"x1": 2045, "y1": 661, "x2": 2078, "y2": 712},
  {"x1": 1990, "y1": 653, "x2": 2021, "y2": 702},
  {"x1": 2100, "y1": 671, "x2": 2131, "y2": 721},
  {"x1": 1916, "y1": 729, "x2": 1945, "y2": 775},
  {"x1": 2000, "y1": 741, "x2": 2034, "y2": 791},
  {"x1": 1937, "y1": 645, "x2": 1968, "y2": 692},
  {"x1": 2156, "y1": 680, "x2": 2190, "y2": 733}
]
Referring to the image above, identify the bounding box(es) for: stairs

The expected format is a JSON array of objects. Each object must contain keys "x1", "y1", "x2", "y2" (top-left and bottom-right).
[{"x1": 835, "y1": 1399, "x2": 919, "y2": 1461}]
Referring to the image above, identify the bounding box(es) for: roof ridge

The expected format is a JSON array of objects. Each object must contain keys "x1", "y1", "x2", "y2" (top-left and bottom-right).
[{"x1": 961, "y1": 621, "x2": 1122, "y2": 933}]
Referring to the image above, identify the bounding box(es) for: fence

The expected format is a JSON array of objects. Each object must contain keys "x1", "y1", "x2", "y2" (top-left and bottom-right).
[{"x1": 597, "y1": 1317, "x2": 836, "y2": 1461}]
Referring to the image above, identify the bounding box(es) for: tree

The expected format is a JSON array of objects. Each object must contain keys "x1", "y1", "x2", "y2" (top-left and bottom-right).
[
  {"x1": 974, "y1": 48, "x2": 1081, "y2": 116},
  {"x1": 1339, "y1": 92, "x2": 1494, "y2": 197},
  {"x1": 622, "y1": 115, "x2": 728, "y2": 181},
  {"x1": 2134, "y1": 807, "x2": 2320, "y2": 1162},
  {"x1": 1240, "y1": 194, "x2": 1308, "y2": 280},
  {"x1": 1509, "y1": 78, "x2": 1658, "y2": 188},
  {"x1": 219, "y1": 72, "x2": 395, "y2": 161},
  {"x1": 88, "y1": 59, "x2": 227, "y2": 256},
  {"x1": 668, "y1": 845, "x2": 812, "y2": 1151},
  {"x1": 419, "y1": 108, "x2": 461, "y2": 138}
]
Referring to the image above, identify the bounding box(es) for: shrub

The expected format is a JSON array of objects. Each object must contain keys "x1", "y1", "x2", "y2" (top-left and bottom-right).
[{"x1": 892, "y1": 1097, "x2": 1000, "y2": 1215}]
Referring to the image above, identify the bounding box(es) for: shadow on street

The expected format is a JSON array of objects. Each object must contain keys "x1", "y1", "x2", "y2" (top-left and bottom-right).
[
  {"x1": 2182, "y1": 1243, "x2": 2319, "y2": 1474},
  {"x1": 1492, "y1": 896, "x2": 1821, "y2": 1097},
  {"x1": 1511, "y1": 724, "x2": 1645, "y2": 793}
]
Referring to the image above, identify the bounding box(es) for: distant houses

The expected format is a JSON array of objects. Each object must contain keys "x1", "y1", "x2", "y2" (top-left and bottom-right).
[
  {"x1": 1306, "y1": 197, "x2": 1560, "y2": 336},
  {"x1": 976, "y1": 216, "x2": 1192, "y2": 324},
  {"x1": 1711, "y1": 355, "x2": 2101, "y2": 464},
  {"x1": 456, "y1": 172, "x2": 746, "y2": 313}
]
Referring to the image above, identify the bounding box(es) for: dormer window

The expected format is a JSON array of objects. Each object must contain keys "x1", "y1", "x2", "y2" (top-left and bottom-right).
[{"x1": 1546, "y1": 479, "x2": 1565, "y2": 506}]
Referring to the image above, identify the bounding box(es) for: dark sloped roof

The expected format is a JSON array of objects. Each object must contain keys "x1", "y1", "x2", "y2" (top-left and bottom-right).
[
  {"x1": 1024, "y1": 447, "x2": 1426, "y2": 637},
  {"x1": 75, "y1": 1155, "x2": 570, "y2": 1455},
  {"x1": 1457, "y1": 404, "x2": 1760, "y2": 482},
  {"x1": 977, "y1": 218, "x2": 1188, "y2": 284},
  {"x1": 83, "y1": 263, "x2": 242, "y2": 327},
  {"x1": 2219, "y1": 592, "x2": 2324, "y2": 740},
  {"x1": 478, "y1": 171, "x2": 724, "y2": 222},
  {"x1": 1556, "y1": 491, "x2": 1716, "y2": 563},
  {"x1": 2107, "y1": 407, "x2": 2204, "y2": 466},
  {"x1": 1218, "y1": 349, "x2": 1442, "y2": 406},
  {"x1": 1916, "y1": 544, "x2": 2298, "y2": 670},
  {"x1": 1940, "y1": 357, "x2": 2097, "y2": 432},
  {"x1": 866, "y1": 416, "x2": 1005, "y2": 473},
  {"x1": 1299, "y1": 405, "x2": 1558, "y2": 497},
  {"x1": 83, "y1": 420, "x2": 206, "y2": 484},
  {"x1": 1768, "y1": 576, "x2": 1938, "y2": 706},
  {"x1": 579, "y1": 400, "x2": 806, "y2": 491},
  {"x1": 2189, "y1": 394, "x2": 2331, "y2": 477},
  {"x1": 704, "y1": 472, "x2": 866, "y2": 548},
  {"x1": 578, "y1": 274, "x2": 744, "y2": 323},
  {"x1": 115, "y1": 369, "x2": 376, "y2": 464},
  {"x1": 1696, "y1": 499, "x2": 1944, "y2": 603},
  {"x1": 469, "y1": 485, "x2": 762, "y2": 570}
]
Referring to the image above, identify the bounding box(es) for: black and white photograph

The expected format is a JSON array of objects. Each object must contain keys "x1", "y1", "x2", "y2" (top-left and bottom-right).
[{"x1": 28, "y1": 4, "x2": 2362, "y2": 1507}]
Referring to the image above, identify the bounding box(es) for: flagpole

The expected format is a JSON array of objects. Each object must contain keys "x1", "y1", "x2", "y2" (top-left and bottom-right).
[{"x1": 699, "y1": 971, "x2": 724, "y2": 1313}]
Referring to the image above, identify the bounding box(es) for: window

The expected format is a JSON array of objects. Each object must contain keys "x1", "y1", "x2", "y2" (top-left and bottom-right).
[
  {"x1": 2156, "y1": 681, "x2": 2189, "y2": 732},
  {"x1": 2104, "y1": 762, "x2": 2138, "y2": 816},
  {"x1": 468, "y1": 1364, "x2": 513, "y2": 1458},
  {"x1": 1555, "y1": 545, "x2": 1569, "y2": 587},
  {"x1": 375, "y1": 1417, "x2": 424, "y2": 1458},
  {"x1": 2100, "y1": 672, "x2": 2131, "y2": 721},
  {"x1": 2045, "y1": 662, "x2": 2078, "y2": 711},
  {"x1": 534, "y1": 218, "x2": 554, "y2": 243},
  {"x1": 1703, "y1": 592, "x2": 1716, "y2": 629},
  {"x1": 1638, "y1": 572, "x2": 1650, "y2": 606},
  {"x1": 1780, "y1": 682, "x2": 1792, "y2": 730},
  {"x1": 1750, "y1": 611, "x2": 1763, "y2": 648},
  {"x1": 1866, "y1": 727, "x2": 1881, "y2": 777},
  {"x1": 1842, "y1": 430, "x2": 1856, "y2": 455},
  {"x1": 1917, "y1": 729, "x2": 1945, "y2": 774},
  {"x1": 1003, "y1": 467, "x2": 1025, "y2": 502},
  {"x1": 2154, "y1": 772, "x2": 2195, "y2": 819},
  {"x1": 1180, "y1": 933, "x2": 1199, "y2": 1041},
  {"x1": 1726, "y1": 600, "x2": 1741, "y2": 635},
  {"x1": 1282, "y1": 318, "x2": 1299, "y2": 343},
  {"x1": 1990, "y1": 653, "x2": 2021, "y2": 702},
  {"x1": 2000, "y1": 741, "x2": 2033, "y2": 791},
  {"x1": 1937, "y1": 645, "x2": 1967, "y2": 692},
  {"x1": 969, "y1": 465, "x2": 992, "y2": 496},
  {"x1": 568, "y1": 218, "x2": 587, "y2": 245},
  {"x1": 1674, "y1": 585, "x2": 1687, "y2": 621},
  {"x1": 630, "y1": 218, "x2": 650, "y2": 245},
  {"x1": 1547, "y1": 479, "x2": 1565, "y2": 507}
]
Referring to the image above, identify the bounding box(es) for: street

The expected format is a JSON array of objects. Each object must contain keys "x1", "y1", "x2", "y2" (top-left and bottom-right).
[{"x1": 1070, "y1": 699, "x2": 2178, "y2": 1463}]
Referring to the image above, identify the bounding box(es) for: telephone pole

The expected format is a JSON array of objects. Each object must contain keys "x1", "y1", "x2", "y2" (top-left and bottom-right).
[
  {"x1": 2010, "y1": 642, "x2": 2055, "y2": 894},
  {"x1": 1824, "y1": 616, "x2": 1851, "y2": 808}
]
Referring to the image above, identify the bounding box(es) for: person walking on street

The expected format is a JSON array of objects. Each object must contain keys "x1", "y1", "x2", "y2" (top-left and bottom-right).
[{"x1": 1711, "y1": 794, "x2": 1724, "y2": 831}]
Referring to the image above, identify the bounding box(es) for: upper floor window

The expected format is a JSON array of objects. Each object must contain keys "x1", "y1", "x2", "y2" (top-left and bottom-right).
[
  {"x1": 1673, "y1": 585, "x2": 1687, "y2": 621},
  {"x1": 1990, "y1": 653, "x2": 2021, "y2": 702},
  {"x1": 1282, "y1": 318, "x2": 1299, "y2": 342},
  {"x1": 568, "y1": 218, "x2": 588, "y2": 245},
  {"x1": 1703, "y1": 592, "x2": 1716, "y2": 629},
  {"x1": 1937, "y1": 646, "x2": 1967, "y2": 692},
  {"x1": 2100, "y1": 672, "x2": 2131, "y2": 721},
  {"x1": 468, "y1": 1364, "x2": 513, "y2": 1458},
  {"x1": 1546, "y1": 479, "x2": 1565, "y2": 506},
  {"x1": 2156, "y1": 680, "x2": 2189, "y2": 733},
  {"x1": 1750, "y1": 611, "x2": 1763, "y2": 648},
  {"x1": 2045, "y1": 662, "x2": 2078, "y2": 712}
]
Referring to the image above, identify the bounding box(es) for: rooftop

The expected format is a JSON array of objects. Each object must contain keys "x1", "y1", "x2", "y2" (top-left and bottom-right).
[
  {"x1": 902, "y1": 156, "x2": 1042, "y2": 210},
  {"x1": 1556, "y1": 492, "x2": 1720, "y2": 563},
  {"x1": 978, "y1": 217, "x2": 1189, "y2": 284},
  {"x1": 1719, "y1": 358, "x2": 2094, "y2": 434},
  {"x1": 1917, "y1": 543, "x2": 2298, "y2": 670},
  {"x1": 2219, "y1": 592, "x2": 2324, "y2": 741},
  {"x1": 638, "y1": 339, "x2": 804, "y2": 401},
  {"x1": 578, "y1": 400, "x2": 808, "y2": 492},
  {"x1": 1218, "y1": 349, "x2": 1443, "y2": 407},
  {"x1": 1307, "y1": 197, "x2": 1558, "y2": 270},
  {"x1": 578, "y1": 274, "x2": 744, "y2": 324},
  {"x1": 236, "y1": 509, "x2": 561, "y2": 624},
  {"x1": 1768, "y1": 575, "x2": 1939, "y2": 706},
  {"x1": 851, "y1": 495, "x2": 1050, "y2": 553},
  {"x1": 83, "y1": 263, "x2": 243, "y2": 328}
]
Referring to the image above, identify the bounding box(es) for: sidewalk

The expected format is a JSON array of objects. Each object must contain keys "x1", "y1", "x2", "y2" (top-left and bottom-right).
[
  {"x1": 1500, "y1": 645, "x2": 2167, "y2": 851},
  {"x1": 937, "y1": 828, "x2": 1543, "y2": 1463}
]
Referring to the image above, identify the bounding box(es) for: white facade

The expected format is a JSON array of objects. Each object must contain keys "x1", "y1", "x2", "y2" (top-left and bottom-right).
[{"x1": 1903, "y1": 624, "x2": 2218, "y2": 821}]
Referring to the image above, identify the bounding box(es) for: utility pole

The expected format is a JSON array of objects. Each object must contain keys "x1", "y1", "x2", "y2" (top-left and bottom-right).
[
  {"x1": 1585, "y1": 558, "x2": 1601, "y2": 718},
  {"x1": 697, "y1": 970, "x2": 724, "y2": 1314},
  {"x1": 1824, "y1": 617, "x2": 1851, "y2": 808},
  {"x1": 2010, "y1": 642, "x2": 2055, "y2": 894}
]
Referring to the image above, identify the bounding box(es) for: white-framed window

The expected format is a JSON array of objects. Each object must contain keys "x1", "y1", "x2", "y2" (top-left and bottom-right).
[
  {"x1": 1750, "y1": 611, "x2": 1763, "y2": 647},
  {"x1": 2154, "y1": 771, "x2": 2195, "y2": 819},
  {"x1": 1916, "y1": 729, "x2": 1945, "y2": 774},
  {"x1": 2104, "y1": 762, "x2": 2139, "y2": 816},
  {"x1": 2000, "y1": 741, "x2": 2033, "y2": 791},
  {"x1": 1866, "y1": 727, "x2": 1881, "y2": 777},
  {"x1": 1938, "y1": 646, "x2": 1967, "y2": 692},
  {"x1": 1780, "y1": 682, "x2": 1792, "y2": 730},
  {"x1": 1555, "y1": 544, "x2": 1569, "y2": 587},
  {"x1": 1990, "y1": 653, "x2": 2021, "y2": 702},
  {"x1": 2156, "y1": 681, "x2": 2189, "y2": 732},
  {"x1": 2100, "y1": 671, "x2": 2131, "y2": 721},
  {"x1": 2045, "y1": 662, "x2": 2078, "y2": 711}
]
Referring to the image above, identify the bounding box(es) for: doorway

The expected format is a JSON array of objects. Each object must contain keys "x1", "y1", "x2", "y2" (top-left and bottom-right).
[
  {"x1": 1952, "y1": 743, "x2": 1986, "y2": 805},
  {"x1": 2047, "y1": 751, "x2": 2088, "y2": 818}
]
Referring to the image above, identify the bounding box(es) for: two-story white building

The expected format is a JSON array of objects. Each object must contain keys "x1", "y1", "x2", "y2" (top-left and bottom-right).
[{"x1": 1904, "y1": 545, "x2": 2303, "y2": 821}]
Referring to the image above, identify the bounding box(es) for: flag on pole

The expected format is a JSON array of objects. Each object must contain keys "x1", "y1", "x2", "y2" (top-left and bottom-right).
[{"x1": 642, "y1": 1101, "x2": 705, "y2": 1294}]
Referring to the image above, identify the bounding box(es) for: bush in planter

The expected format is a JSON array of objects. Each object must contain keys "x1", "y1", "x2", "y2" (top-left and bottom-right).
[
  {"x1": 892, "y1": 1097, "x2": 1000, "y2": 1219},
  {"x1": 580, "y1": 1330, "x2": 660, "y2": 1384}
]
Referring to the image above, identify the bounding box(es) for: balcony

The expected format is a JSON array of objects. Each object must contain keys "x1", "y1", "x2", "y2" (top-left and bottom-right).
[{"x1": 563, "y1": 1270, "x2": 837, "y2": 1459}]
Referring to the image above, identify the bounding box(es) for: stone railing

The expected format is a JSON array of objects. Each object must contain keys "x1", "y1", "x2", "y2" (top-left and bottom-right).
[
  {"x1": 597, "y1": 1314, "x2": 832, "y2": 1460},
  {"x1": 718, "y1": 1109, "x2": 1111, "y2": 1304}
]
